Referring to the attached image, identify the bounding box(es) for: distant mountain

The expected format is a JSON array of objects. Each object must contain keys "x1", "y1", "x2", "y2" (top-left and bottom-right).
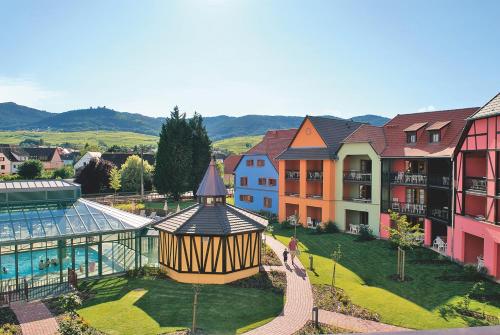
[
  {"x1": 0, "y1": 102, "x2": 390, "y2": 140},
  {"x1": 0, "y1": 102, "x2": 53, "y2": 128}
]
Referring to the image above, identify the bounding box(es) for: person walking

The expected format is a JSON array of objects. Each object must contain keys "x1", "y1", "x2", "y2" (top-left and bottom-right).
[
  {"x1": 288, "y1": 236, "x2": 298, "y2": 265},
  {"x1": 282, "y1": 248, "x2": 289, "y2": 264}
]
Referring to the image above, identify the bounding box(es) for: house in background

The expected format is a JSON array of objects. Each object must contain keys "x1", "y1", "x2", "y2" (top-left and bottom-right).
[
  {"x1": 223, "y1": 154, "x2": 242, "y2": 186},
  {"x1": 234, "y1": 129, "x2": 296, "y2": 215},
  {"x1": 335, "y1": 124, "x2": 386, "y2": 236},
  {"x1": 379, "y1": 107, "x2": 478, "y2": 248},
  {"x1": 101, "y1": 152, "x2": 155, "y2": 169},
  {"x1": 277, "y1": 116, "x2": 364, "y2": 226},
  {"x1": 453, "y1": 92, "x2": 500, "y2": 280},
  {"x1": 23, "y1": 147, "x2": 64, "y2": 171},
  {"x1": 57, "y1": 147, "x2": 80, "y2": 166},
  {"x1": 0, "y1": 145, "x2": 64, "y2": 174},
  {"x1": 74, "y1": 151, "x2": 101, "y2": 171}
]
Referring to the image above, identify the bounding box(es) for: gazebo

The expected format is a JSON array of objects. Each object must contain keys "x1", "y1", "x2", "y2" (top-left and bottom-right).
[{"x1": 154, "y1": 159, "x2": 268, "y2": 284}]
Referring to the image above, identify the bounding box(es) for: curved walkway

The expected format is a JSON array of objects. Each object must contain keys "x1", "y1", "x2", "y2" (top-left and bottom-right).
[
  {"x1": 10, "y1": 300, "x2": 58, "y2": 335},
  {"x1": 244, "y1": 235, "x2": 313, "y2": 335},
  {"x1": 319, "y1": 309, "x2": 409, "y2": 333}
]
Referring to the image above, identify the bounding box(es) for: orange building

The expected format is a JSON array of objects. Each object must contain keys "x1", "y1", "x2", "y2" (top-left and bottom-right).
[{"x1": 277, "y1": 116, "x2": 363, "y2": 226}]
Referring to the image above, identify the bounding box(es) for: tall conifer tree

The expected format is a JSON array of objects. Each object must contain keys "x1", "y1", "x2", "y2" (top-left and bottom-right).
[
  {"x1": 154, "y1": 106, "x2": 193, "y2": 200},
  {"x1": 189, "y1": 112, "x2": 212, "y2": 194}
]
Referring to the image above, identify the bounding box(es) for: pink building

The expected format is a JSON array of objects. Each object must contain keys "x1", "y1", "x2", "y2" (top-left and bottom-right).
[{"x1": 454, "y1": 92, "x2": 500, "y2": 280}]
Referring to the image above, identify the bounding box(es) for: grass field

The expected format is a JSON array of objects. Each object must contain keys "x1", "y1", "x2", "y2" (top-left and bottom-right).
[
  {"x1": 213, "y1": 135, "x2": 263, "y2": 154},
  {"x1": 78, "y1": 277, "x2": 283, "y2": 335},
  {"x1": 271, "y1": 225, "x2": 500, "y2": 330},
  {"x1": 0, "y1": 130, "x2": 158, "y2": 147},
  {"x1": 0, "y1": 130, "x2": 262, "y2": 154}
]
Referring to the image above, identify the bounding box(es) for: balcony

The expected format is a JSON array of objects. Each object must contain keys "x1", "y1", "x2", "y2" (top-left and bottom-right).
[
  {"x1": 343, "y1": 171, "x2": 371, "y2": 183},
  {"x1": 390, "y1": 172, "x2": 427, "y2": 186},
  {"x1": 344, "y1": 196, "x2": 371, "y2": 203},
  {"x1": 428, "y1": 207, "x2": 450, "y2": 222},
  {"x1": 428, "y1": 175, "x2": 451, "y2": 188},
  {"x1": 306, "y1": 193, "x2": 323, "y2": 200},
  {"x1": 464, "y1": 177, "x2": 486, "y2": 194},
  {"x1": 284, "y1": 192, "x2": 299, "y2": 197},
  {"x1": 387, "y1": 200, "x2": 426, "y2": 216},
  {"x1": 307, "y1": 170, "x2": 323, "y2": 181},
  {"x1": 285, "y1": 170, "x2": 300, "y2": 180}
]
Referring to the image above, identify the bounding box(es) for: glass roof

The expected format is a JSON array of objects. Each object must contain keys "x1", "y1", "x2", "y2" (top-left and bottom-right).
[
  {"x1": 0, "y1": 199, "x2": 153, "y2": 244},
  {"x1": 0, "y1": 180, "x2": 78, "y2": 190}
]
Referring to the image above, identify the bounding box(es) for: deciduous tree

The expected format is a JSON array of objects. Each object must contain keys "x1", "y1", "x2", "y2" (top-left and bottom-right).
[
  {"x1": 17, "y1": 160, "x2": 43, "y2": 179},
  {"x1": 75, "y1": 158, "x2": 115, "y2": 194},
  {"x1": 119, "y1": 155, "x2": 153, "y2": 192}
]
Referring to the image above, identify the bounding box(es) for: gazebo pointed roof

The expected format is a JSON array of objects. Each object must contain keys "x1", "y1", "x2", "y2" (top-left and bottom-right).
[{"x1": 196, "y1": 158, "x2": 227, "y2": 197}]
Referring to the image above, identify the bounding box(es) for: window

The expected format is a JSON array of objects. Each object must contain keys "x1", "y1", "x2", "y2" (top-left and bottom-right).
[
  {"x1": 239, "y1": 195, "x2": 253, "y2": 203},
  {"x1": 0, "y1": 165, "x2": 4, "y2": 170},
  {"x1": 359, "y1": 185, "x2": 371, "y2": 200},
  {"x1": 246, "y1": 160, "x2": 254, "y2": 167},
  {"x1": 257, "y1": 159, "x2": 265, "y2": 167},
  {"x1": 407, "y1": 132, "x2": 417, "y2": 143},
  {"x1": 360, "y1": 160, "x2": 372, "y2": 173},
  {"x1": 0, "y1": 157, "x2": 4, "y2": 161},
  {"x1": 268, "y1": 178, "x2": 277, "y2": 186},
  {"x1": 264, "y1": 197, "x2": 272, "y2": 208},
  {"x1": 258, "y1": 177, "x2": 266, "y2": 185},
  {"x1": 240, "y1": 177, "x2": 248, "y2": 186},
  {"x1": 429, "y1": 131, "x2": 440, "y2": 143}
]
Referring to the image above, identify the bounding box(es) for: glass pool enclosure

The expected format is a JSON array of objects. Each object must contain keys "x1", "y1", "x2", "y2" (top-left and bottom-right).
[{"x1": 0, "y1": 180, "x2": 157, "y2": 290}]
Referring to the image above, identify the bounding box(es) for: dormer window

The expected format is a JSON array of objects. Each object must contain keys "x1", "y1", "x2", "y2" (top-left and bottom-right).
[
  {"x1": 407, "y1": 132, "x2": 417, "y2": 143},
  {"x1": 429, "y1": 131, "x2": 440, "y2": 143}
]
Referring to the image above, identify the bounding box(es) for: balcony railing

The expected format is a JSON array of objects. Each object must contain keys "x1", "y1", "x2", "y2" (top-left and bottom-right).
[
  {"x1": 344, "y1": 197, "x2": 371, "y2": 203},
  {"x1": 464, "y1": 176, "x2": 486, "y2": 193},
  {"x1": 428, "y1": 207, "x2": 450, "y2": 221},
  {"x1": 284, "y1": 192, "x2": 299, "y2": 197},
  {"x1": 343, "y1": 170, "x2": 372, "y2": 182},
  {"x1": 307, "y1": 170, "x2": 323, "y2": 181},
  {"x1": 390, "y1": 172, "x2": 427, "y2": 185},
  {"x1": 306, "y1": 193, "x2": 323, "y2": 199},
  {"x1": 387, "y1": 201, "x2": 427, "y2": 216},
  {"x1": 285, "y1": 170, "x2": 300, "y2": 180},
  {"x1": 428, "y1": 175, "x2": 451, "y2": 188}
]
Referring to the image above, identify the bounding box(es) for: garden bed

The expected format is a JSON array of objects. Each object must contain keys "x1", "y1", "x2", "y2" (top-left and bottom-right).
[
  {"x1": 294, "y1": 321, "x2": 351, "y2": 334},
  {"x1": 231, "y1": 270, "x2": 286, "y2": 294},
  {"x1": 312, "y1": 284, "x2": 380, "y2": 321},
  {"x1": 262, "y1": 243, "x2": 282, "y2": 266},
  {"x1": 0, "y1": 307, "x2": 21, "y2": 335}
]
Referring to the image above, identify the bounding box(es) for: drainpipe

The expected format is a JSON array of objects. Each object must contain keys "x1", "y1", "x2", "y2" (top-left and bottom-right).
[{"x1": 450, "y1": 157, "x2": 455, "y2": 261}]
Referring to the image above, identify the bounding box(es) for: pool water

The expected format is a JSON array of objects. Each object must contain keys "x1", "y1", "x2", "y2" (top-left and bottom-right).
[{"x1": 0, "y1": 247, "x2": 98, "y2": 281}]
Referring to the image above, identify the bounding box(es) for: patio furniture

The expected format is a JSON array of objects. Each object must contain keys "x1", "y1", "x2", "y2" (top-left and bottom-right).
[
  {"x1": 148, "y1": 211, "x2": 157, "y2": 219},
  {"x1": 288, "y1": 215, "x2": 297, "y2": 226},
  {"x1": 349, "y1": 224, "x2": 360, "y2": 234},
  {"x1": 477, "y1": 256, "x2": 484, "y2": 271},
  {"x1": 392, "y1": 198, "x2": 400, "y2": 211},
  {"x1": 139, "y1": 210, "x2": 146, "y2": 217}
]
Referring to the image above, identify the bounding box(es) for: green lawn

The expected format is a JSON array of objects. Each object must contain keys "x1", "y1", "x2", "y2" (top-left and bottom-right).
[
  {"x1": 271, "y1": 225, "x2": 500, "y2": 330},
  {"x1": 213, "y1": 135, "x2": 263, "y2": 154},
  {"x1": 78, "y1": 277, "x2": 283, "y2": 335}
]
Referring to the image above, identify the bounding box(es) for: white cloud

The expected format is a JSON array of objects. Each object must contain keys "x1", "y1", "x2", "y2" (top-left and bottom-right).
[
  {"x1": 0, "y1": 77, "x2": 63, "y2": 109},
  {"x1": 417, "y1": 105, "x2": 436, "y2": 113}
]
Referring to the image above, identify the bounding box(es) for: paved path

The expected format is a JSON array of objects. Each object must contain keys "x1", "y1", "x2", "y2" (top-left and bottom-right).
[
  {"x1": 244, "y1": 235, "x2": 313, "y2": 335},
  {"x1": 319, "y1": 309, "x2": 410, "y2": 333},
  {"x1": 10, "y1": 300, "x2": 59, "y2": 335}
]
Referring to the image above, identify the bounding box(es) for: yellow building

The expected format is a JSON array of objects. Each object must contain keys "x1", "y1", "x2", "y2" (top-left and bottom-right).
[{"x1": 155, "y1": 159, "x2": 268, "y2": 284}]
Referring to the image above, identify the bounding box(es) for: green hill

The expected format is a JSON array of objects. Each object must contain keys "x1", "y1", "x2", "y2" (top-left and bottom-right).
[{"x1": 213, "y1": 135, "x2": 264, "y2": 154}]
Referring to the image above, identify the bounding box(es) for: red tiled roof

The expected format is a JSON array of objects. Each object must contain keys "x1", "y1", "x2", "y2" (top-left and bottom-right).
[
  {"x1": 343, "y1": 124, "x2": 386, "y2": 155},
  {"x1": 403, "y1": 122, "x2": 428, "y2": 132},
  {"x1": 246, "y1": 128, "x2": 297, "y2": 169},
  {"x1": 381, "y1": 108, "x2": 479, "y2": 158},
  {"x1": 426, "y1": 121, "x2": 451, "y2": 131},
  {"x1": 223, "y1": 155, "x2": 242, "y2": 174}
]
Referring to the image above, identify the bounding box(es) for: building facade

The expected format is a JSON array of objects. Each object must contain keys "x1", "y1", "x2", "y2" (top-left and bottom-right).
[
  {"x1": 0, "y1": 145, "x2": 64, "y2": 175},
  {"x1": 234, "y1": 129, "x2": 296, "y2": 215},
  {"x1": 277, "y1": 116, "x2": 363, "y2": 226},
  {"x1": 335, "y1": 125, "x2": 385, "y2": 235},
  {"x1": 223, "y1": 155, "x2": 242, "y2": 187},
  {"x1": 379, "y1": 108, "x2": 478, "y2": 249},
  {"x1": 453, "y1": 93, "x2": 500, "y2": 280}
]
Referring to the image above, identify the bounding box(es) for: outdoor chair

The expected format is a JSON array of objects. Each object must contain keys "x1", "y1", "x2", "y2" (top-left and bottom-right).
[
  {"x1": 392, "y1": 198, "x2": 400, "y2": 211},
  {"x1": 139, "y1": 210, "x2": 146, "y2": 217},
  {"x1": 148, "y1": 211, "x2": 157, "y2": 219}
]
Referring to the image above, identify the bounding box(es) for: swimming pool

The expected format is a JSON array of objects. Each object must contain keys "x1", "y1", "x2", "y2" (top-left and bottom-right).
[{"x1": 0, "y1": 247, "x2": 98, "y2": 281}]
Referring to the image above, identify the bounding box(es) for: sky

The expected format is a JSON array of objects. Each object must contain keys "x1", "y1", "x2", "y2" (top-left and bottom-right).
[{"x1": 0, "y1": 0, "x2": 498, "y2": 119}]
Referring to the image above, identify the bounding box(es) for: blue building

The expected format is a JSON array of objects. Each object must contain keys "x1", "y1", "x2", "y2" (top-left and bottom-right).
[{"x1": 234, "y1": 129, "x2": 296, "y2": 215}]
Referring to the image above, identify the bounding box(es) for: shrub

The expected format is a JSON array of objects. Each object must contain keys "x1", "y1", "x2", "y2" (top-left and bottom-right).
[
  {"x1": 463, "y1": 264, "x2": 484, "y2": 281},
  {"x1": 280, "y1": 220, "x2": 292, "y2": 229},
  {"x1": 356, "y1": 225, "x2": 374, "y2": 241},
  {"x1": 58, "y1": 293, "x2": 82, "y2": 315},
  {"x1": 17, "y1": 160, "x2": 43, "y2": 179},
  {"x1": 0, "y1": 323, "x2": 21, "y2": 335},
  {"x1": 58, "y1": 314, "x2": 102, "y2": 335},
  {"x1": 323, "y1": 220, "x2": 339, "y2": 233}
]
